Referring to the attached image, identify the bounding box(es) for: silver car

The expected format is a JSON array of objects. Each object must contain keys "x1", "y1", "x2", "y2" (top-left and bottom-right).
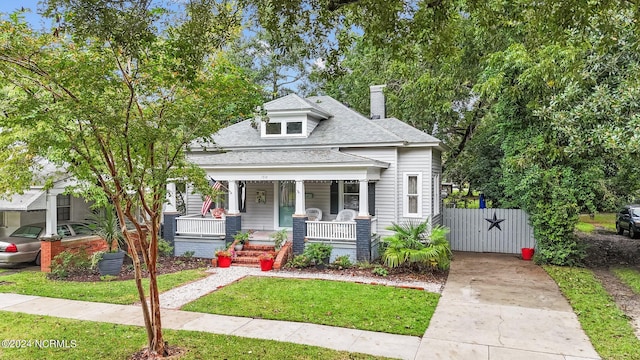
[{"x1": 0, "y1": 221, "x2": 93, "y2": 266}]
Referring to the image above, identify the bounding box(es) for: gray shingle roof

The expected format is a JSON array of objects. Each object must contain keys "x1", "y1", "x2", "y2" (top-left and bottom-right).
[
  {"x1": 200, "y1": 94, "x2": 443, "y2": 150},
  {"x1": 188, "y1": 149, "x2": 389, "y2": 168}
]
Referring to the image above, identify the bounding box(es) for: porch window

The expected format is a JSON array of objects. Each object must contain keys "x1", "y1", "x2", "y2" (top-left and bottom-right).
[
  {"x1": 57, "y1": 194, "x2": 71, "y2": 221},
  {"x1": 403, "y1": 173, "x2": 422, "y2": 217},
  {"x1": 343, "y1": 181, "x2": 359, "y2": 211}
]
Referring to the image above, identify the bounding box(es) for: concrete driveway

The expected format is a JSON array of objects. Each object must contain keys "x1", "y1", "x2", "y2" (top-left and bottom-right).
[{"x1": 417, "y1": 252, "x2": 600, "y2": 360}]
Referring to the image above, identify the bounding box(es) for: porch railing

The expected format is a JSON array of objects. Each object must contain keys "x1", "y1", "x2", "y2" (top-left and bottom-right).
[
  {"x1": 176, "y1": 214, "x2": 225, "y2": 237},
  {"x1": 306, "y1": 221, "x2": 357, "y2": 242}
]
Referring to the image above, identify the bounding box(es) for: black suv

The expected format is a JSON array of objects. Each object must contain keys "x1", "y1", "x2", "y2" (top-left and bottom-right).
[{"x1": 616, "y1": 205, "x2": 640, "y2": 239}]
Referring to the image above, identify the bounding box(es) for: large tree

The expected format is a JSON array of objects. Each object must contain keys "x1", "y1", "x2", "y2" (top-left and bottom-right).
[{"x1": 0, "y1": 1, "x2": 261, "y2": 357}]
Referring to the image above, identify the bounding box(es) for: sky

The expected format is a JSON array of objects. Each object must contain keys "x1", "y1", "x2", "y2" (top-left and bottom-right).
[{"x1": 0, "y1": 0, "x2": 51, "y2": 29}]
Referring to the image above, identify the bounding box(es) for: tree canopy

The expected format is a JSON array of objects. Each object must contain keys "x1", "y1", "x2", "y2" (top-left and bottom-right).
[{"x1": 0, "y1": 0, "x2": 261, "y2": 356}]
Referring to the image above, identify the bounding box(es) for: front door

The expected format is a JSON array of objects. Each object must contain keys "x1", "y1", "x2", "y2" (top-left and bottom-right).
[{"x1": 278, "y1": 181, "x2": 295, "y2": 227}]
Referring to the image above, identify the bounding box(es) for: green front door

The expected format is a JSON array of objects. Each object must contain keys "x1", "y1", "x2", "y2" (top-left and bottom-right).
[{"x1": 278, "y1": 181, "x2": 295, "y2": 228}]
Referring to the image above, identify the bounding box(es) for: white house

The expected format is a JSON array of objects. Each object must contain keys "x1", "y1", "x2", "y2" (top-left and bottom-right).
[{"x1": 165, "y1": 85, "x2": 447, "y2": 261}]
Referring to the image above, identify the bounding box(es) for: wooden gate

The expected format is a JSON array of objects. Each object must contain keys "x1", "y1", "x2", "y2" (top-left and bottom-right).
[{"x1": 443, "y1": 208, "x2": 535, "y2": 254}]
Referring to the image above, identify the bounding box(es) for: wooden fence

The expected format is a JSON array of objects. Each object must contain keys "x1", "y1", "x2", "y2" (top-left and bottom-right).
[{"x1": 443, "y1": 208, "x2": 535, "y2": 254}]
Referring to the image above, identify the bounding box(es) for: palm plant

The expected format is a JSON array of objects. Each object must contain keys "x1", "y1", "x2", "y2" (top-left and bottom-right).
[
  {"x1": 90, "y1": 203, "x2": 125, "y2": 252},
  {"x1": 381, "y1": 220, "x2": 452, "y2": 271}
]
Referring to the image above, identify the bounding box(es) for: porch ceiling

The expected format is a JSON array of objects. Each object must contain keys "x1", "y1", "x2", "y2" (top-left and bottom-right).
[{"x1": 188, "y1": 149, "x2": 389, "y2": 181}]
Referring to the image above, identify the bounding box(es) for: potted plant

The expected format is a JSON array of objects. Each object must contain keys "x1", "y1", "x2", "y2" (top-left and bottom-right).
[
  {"x1": 269, "y1": 229, "x2": 288, "y2": 251},
  {"x1": 215, "y1": 249, "x2": 233, "y2": 268},
  {"x1": 90, "y1": 203, "x2": 126, "y2": 276},
  {"x1": 304, "y1": 242, "x2": 333, "y2": 270},
  {"x1": 233, "y1": 231, "x2": 250, "y2": 251},
  {"x1": 258, "y1": 251, "x2": 275, "y2": 271}
]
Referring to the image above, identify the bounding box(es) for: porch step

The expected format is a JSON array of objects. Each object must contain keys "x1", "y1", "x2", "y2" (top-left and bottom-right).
[{"x1": 231, "y1": 243, "x2": 276, "y2": 268}]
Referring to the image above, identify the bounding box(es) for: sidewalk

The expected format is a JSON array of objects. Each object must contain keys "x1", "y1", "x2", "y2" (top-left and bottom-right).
[{"x1": 0, "y1": 252, "x2": 601, "y2": 359}]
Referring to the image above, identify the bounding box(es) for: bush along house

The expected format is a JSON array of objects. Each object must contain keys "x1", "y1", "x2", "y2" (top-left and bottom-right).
[{"x1": 163, "y1": 85, "x2": 447, "y2": 263}]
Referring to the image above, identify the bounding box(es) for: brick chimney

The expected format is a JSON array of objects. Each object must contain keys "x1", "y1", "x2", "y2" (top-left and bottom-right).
[{"x1": 369, "y1": 85, "x2": 386, "y2": 119}]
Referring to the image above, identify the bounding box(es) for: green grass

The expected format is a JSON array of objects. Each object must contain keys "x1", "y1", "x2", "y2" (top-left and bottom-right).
[
  {"x1": 182, "y1": 276, "x2": 439, "y2": 336},
  {"x1": 0, "y1": 311, "x2": 386, "y2": 360},
  {"x1": 577, "y1": 213, "x2": 617, "y2": 233},
  {"x1": 612, "y1": 267, "x2": 640, "y2": 294},
  {"x1": 544, "y1": 266, "x2": 640, "y2": 360},
  {"x1": 0, "y1": 269, "x2": 207, "y2": 304}
]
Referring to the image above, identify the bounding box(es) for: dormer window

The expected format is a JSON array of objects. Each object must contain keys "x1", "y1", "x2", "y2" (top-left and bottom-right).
[
  {"x1": 287, "y1": 122, "x2": 302, "y2": 134},
  {"x1": 259, "y1": 94, "x2": 332, "y2": 139}
]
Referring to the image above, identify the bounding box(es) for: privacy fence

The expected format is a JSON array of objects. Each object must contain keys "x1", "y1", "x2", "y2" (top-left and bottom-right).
[{"x1": 442, "y1": 208, "x2": 535, "y2": 254}]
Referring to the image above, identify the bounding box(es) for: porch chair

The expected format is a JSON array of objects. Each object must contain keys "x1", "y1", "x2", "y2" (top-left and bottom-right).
[
  {"x1": 305, "y1": 207, "x2": 323, "y2": 221},
  {"x1": 334, "y1": 209, "x2": 357, "y2": 222}
]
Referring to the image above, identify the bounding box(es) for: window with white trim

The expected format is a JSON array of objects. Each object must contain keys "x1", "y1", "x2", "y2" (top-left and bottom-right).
[
  {"x1": 57, "y1": 194, "x2": 71, "y2": 221},
  {"x1": 343, "y1": 181, "x2": 359, "y2": 211},
  {"x1": 433, "y1": 174, "x2": 441, "y2": 216},
  {"x1": 403, "y1": 173, "x2": 422, "y2": 217}
]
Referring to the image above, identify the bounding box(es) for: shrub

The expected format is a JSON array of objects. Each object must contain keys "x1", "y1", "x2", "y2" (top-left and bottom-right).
[
  {"x1": 182, "y1": 250, "x2": 195, "y2": 259},
  {"x1": 372, "y1": 266, "x2": 389, "y2": 277},
  {"x1": 158, "y1": 238, "x2": 174, "y2": 257},
  {"x1": 286, "y1": 254, "x2": 310, "y2": 268},
  {"x1": 332, "y1": 255, "x2": 352, "y2": 269},
  {"x1": 49, "y1": 250, "x2": 91, "y2": 279},
  {"x1": 303, "y1": 242, "x2": 333, "y2": 266},
  {"x1": 381, "y1": 220, "x2": 452, "y2": 271}
]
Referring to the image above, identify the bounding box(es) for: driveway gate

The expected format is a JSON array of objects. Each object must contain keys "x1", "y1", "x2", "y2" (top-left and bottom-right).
[{"x1": 443, "y1": 208, "x2": 535, "y2": 254}]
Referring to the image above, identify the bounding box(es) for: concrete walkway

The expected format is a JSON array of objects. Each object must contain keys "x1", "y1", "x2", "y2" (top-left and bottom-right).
[{"x1": 0, "y1": 252, "x2": 601, "y2": 359}]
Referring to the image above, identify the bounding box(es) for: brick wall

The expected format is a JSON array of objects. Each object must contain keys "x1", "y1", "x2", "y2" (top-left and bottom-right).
[
  {"x1": 273, "y1": 241, "x2": 293, "y2": 270},
  {"x1": 40, "y1": 236, "x2": 108, "y2": 272}
]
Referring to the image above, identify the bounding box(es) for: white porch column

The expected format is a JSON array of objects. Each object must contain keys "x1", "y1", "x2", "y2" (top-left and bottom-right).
[
  {"x1": 44, "y1": 191, "x2": 58, "y2": 238},
  {"x1": 358, "y1": 180, "x2": 369, "y2": 217},
  {"x1": 295, "y1": 180, "x2": 306, "y2": 215},
  {"x1": 228, "y1": 180, "x2": 239, "y2": 214},
  {"x1": 165, "y1": 182, "x2": 177, "y2": 213}
]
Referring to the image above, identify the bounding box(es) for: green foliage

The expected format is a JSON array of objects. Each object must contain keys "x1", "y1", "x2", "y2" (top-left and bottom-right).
[
  {"x1": 89, "y1": 204, "x2": 124, "y2": 252},
  {"x1": 157, "y1": 239, "x2": 174, "y2": 257},
  {"x1": 285, "y1": 254, "x2": 310, "y2": 269},
  {"x1": 331, "y1": 255, "x2": 352, "y2": 269},
  {"x1": 181, "y1": 251, "x2": 195, "y2": 259},
  {"x1": 269, "y1": 229, "x2": 288, "y2": 250},
  {"x1": 381, "y1": 221, "x2": 452, "y2": 271},
  {"x1": 48, "y1": 250, "x2": 91, "y2": 280},
  {"x1": 303, "y1": 242, "x2": 333, "y2": 266},
  {"x1": 372, "y1": 266, "x2": 388, "y2": 277},
  {"x1": 183, "y1": 276, "x2": 440, "y2": 336},
  {"x1": 233, "y1": 231, "x2": 251, "y2": 244},
  {"x1": 545, "y1": 266, "x2": 640, "y2": 359}
]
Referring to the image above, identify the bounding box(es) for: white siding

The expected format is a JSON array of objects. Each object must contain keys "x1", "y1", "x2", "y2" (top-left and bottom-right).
[
  {"x1": 303, "y1": 182, "x2": 331, "y2": 219},
  {"x1": 342, "y1": 147, "x2": 397, "y2": 237},
  {"x1": 241, "y1": 181, "x2": 275, "y2": 231},
  {"x1": 397, "y1": 148, "x2": 433, "y2": 225}
]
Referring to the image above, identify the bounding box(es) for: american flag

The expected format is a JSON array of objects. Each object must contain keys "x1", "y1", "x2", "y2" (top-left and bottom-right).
[{"x1": 200, "y1": 180, "x2": 223, "y2": 216}]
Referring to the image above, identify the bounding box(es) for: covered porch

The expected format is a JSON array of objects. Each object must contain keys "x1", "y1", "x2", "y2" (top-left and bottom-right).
[{"x1": 164, "y1": 149, "x2": 388, "y2": 261}]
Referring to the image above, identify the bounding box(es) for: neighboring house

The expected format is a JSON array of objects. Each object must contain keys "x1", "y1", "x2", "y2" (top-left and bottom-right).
[
  {"x1": 0, "y1": 160, "x2": 92, "y2": 239},
  {"x1": 165, "y1": 85, "x2": 447, "y2": 262}
]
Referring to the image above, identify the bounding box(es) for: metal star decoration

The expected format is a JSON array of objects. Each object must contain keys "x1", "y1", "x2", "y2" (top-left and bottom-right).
[{"x1": 485, "y1": 212, "x2": 506, "y2": 231}]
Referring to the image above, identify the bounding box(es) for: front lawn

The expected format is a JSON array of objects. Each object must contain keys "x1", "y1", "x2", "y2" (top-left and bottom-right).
[
  {"x1": 577, "y1": 213, "x2": 617, "y2": 233},
  {"x1": 612, "y1": 267, "x2": 640, "y2": 294},
  {"x1": 182, "y1": 276, "x2": 439, "y2": 336},
  {"x1": 544, "y1": 266, "x2": 640, "y2": 360},
  {"x1": 0, "y1": 311, "x2": 385, "y2": 360},
  {"x1": 0, "y1": 269, "x2": 207, "y2": 304}
]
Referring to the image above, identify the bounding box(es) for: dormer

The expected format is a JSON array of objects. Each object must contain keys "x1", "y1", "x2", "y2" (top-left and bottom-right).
[{"x1": 260, "y1": 94, "x2": 332, "y2": 138}]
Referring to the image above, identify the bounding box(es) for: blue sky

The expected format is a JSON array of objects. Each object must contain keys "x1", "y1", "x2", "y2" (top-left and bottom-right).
[{"x1": 0, "y1": 0, "x2": 51, "y2": 29}]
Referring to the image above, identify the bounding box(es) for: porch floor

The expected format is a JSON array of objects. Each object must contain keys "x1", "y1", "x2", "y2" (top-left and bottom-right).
[{"x1": 249, "y1": 230, "x2": 292, "y2": 242}]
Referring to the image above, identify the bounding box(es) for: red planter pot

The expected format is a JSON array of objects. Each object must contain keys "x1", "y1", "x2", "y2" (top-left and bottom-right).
[
  {"x1": 217, "y1": 256, "x2": 232, "y2": 268},
  {"x1": 260, "y1": 258, "x2": 274, "y2": 271},
  {"x1": 521, "y1": 248, "x2": 535, "y2": 261}
]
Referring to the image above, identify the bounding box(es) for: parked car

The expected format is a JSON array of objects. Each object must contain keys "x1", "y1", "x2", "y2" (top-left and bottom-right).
[
  {"x1": 615, "y1": 205, "x2": 640, "y2": 239},
  {"x1": 0, "y1": 221, "x2": 93, "y2": 266}
]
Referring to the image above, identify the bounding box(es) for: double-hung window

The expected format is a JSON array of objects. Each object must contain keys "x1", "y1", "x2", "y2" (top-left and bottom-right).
[
  {"x1": 403, "y1": 173, "x2": 422, "y2": 217},
  {"x1": 57, "y1": 194, "x2": 71, "y2": 221}
]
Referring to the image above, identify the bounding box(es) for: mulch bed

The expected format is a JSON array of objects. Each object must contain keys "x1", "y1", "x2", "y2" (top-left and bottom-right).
[{"x1": 57, "y1": 256, "x2": 211, "y2": 282}]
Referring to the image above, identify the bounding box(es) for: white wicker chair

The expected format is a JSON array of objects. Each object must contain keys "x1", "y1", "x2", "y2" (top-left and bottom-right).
[
  {"x1": 334, "y1": 209, "x2": 357, "y2": 222},
  {"x1": 305, "y1": 208, "x2": 323, "y2": 221}
]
